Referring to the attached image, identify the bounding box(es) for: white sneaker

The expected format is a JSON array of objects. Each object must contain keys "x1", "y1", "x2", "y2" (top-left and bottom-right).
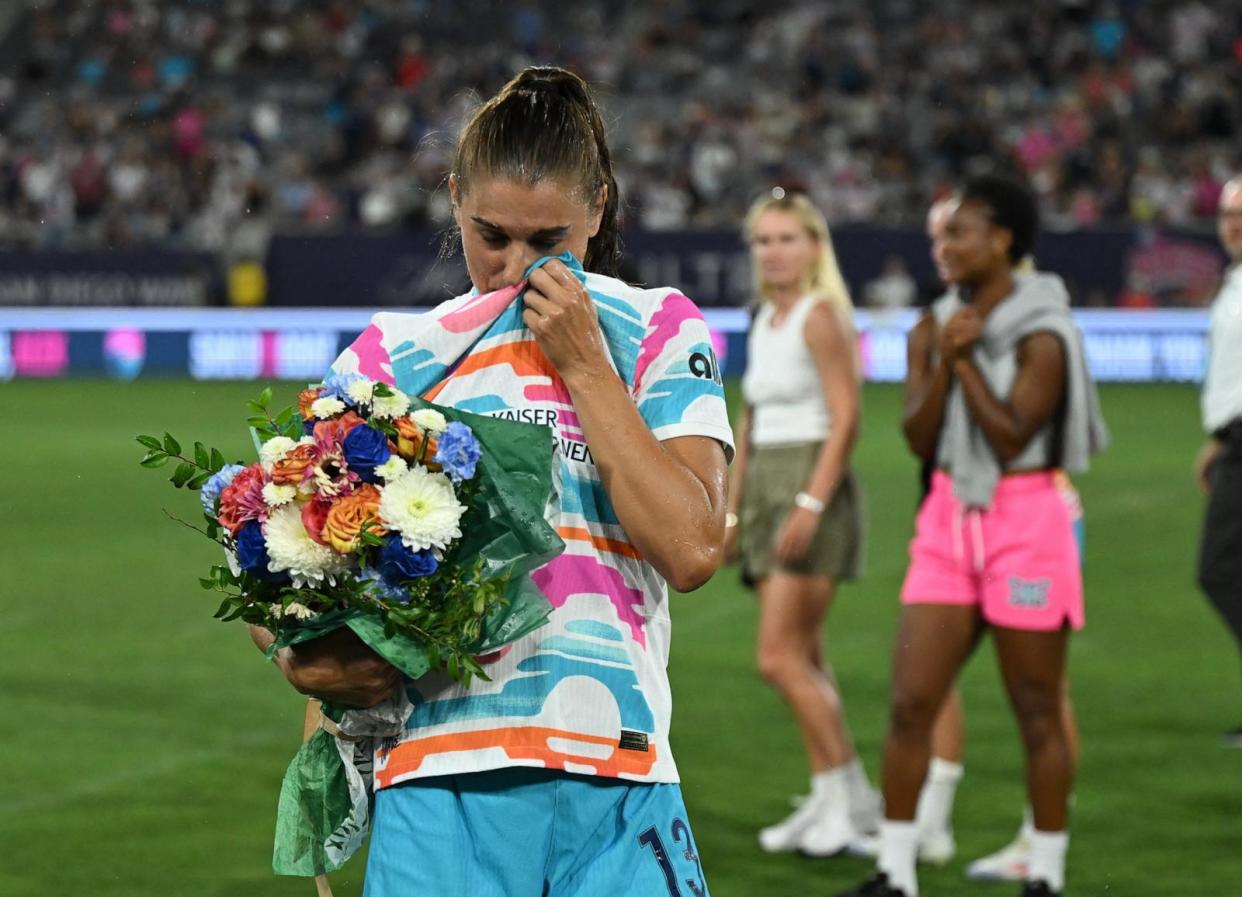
[
  {"x1": 758, "y1": 796, "x2": 825, "y2": 853},
  {"x1": 918, "y1": 827, "x2": 956, "y2": 866},
  {"x1": 965, "y1": 832, "x2": 1031, "y2": 881},
  {"x1": 798, "y1": 806, "x2": 860, "y2": 857}
]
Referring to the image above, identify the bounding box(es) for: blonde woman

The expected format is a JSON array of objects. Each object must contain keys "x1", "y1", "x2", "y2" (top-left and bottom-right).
[{"x1": 726, "y1": 190, "x2": 877, "y2": 856}]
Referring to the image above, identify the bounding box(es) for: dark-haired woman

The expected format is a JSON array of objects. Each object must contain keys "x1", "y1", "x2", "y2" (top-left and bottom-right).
[
  {"x1": 838, "y1": 176, "x2": 1106, "y2": 897},
  {"x1": 250, "y1": 67, "x2": 732, "y2": 896}
]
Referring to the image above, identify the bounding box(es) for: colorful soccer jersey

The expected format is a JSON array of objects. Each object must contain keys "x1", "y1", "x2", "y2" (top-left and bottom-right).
[{"x1": 328, "y1": 255, "x2": 733, "y2": 786}]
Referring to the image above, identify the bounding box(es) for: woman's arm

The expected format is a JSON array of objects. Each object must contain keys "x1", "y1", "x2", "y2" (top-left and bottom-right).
[
  {"x1": 902, "y1": 313, "x2": 953, "y2": 460},
  {"x1": 523, "y1": 262, "x2": 728, "y2": 592},
  {"x1": 951, "y1": 331, "x2": 1067, "y2": 465},
  {"x1": 773, "y1": 303, "x2": 860, "y2": 564},
  {"x1": 724, "y1": 403, "x2": 752, "y2": 561}
]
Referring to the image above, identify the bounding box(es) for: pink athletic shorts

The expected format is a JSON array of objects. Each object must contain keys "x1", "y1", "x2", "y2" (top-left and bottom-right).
[{"x1": 900, "y1": 471, "x2": 1084, "y2": 631}]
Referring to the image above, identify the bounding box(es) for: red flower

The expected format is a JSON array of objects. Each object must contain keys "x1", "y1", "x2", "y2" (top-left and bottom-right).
[
  {"x1": 300, "y1": 498, "x2": 333, "y2": 546},
  {"x1": 217, "y1": 464, "x2": 268, "y2": 536}
]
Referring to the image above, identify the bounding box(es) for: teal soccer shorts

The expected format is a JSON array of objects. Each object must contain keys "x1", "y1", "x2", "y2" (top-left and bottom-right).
[{"x1": 364, "y1": 766, "x2": 710, "y2": 897}]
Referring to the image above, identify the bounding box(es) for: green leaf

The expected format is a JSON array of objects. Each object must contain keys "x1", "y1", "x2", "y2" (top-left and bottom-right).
[
  {"x1": 210, "y1": 448, "x2": 226, "y2": 472},
  {"x1": 199, "y1": 578, "x2": 215, "y2": 590},
  {"x1": 171, "y1": 462, "x2": 195, "y2": 488},
  {"x1": 187, "y1": 471, "x2": 213, "y2": 490},
  {"x1": 140, "y1": 452, "x2": 170, "y2": 468},
  {"x1": 259, "y1": 386, "x2": 273, "y2": 407},
  {"x1": 246, "y1": 415, "x2": 269, "y2": 429},
  {"x1": 136, "y1": 435, "x2": 162, "y2": 450},
  {"x1": 194, "y1": 442, "x2": 210, "y2": 469},
  {"x1": 281, "y1": 418, "x2": 303, "y2": 440},
  {"x1": 213, "y1": 598, "x2": 232, "y2": 619},
  {"x1": 275, "y1": 407, "x2": 296, "y2": 427},
  {"x1": 163, "y1": 432, "x2": 182, "y2": 455},
  {"x1": 246, "y1": 399, "x2": 265, "y2": 413}
]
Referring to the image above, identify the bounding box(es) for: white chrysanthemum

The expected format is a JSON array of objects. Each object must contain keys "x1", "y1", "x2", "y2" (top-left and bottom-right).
[
  {"x1": 372, "y1": 389, "x2": 411, "y2": 419},
  {"x1": 379, "y1": 465, "x2": 466, "y2": 552},
  {"x1": 283, "y1": 601, "x2": 317, "y2": 620},
  {"x1": 375, "y1": 455, "x2": 408, "y2": 481},
  {"x1": 259, "y1": 436, "x2": 297, "y2": 471},
  {"x1": 263, "y1": 503, "x2": 353, "y2": 587},
  {"x1": 262, "y1": 482, "x2": 297, "y2": 507},
  {"x1": 311, "y1": 396, "x2": 347, "y2": 419},
  {"x1": 411, "y1": 408, "x2": 448, "y2": 433},
  {"x1": 346, "y1": 379, "x2": 375, "y2": 407}
]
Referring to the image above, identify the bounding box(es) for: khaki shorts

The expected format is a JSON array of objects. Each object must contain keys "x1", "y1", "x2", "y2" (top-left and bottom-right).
[{"x1": 740, "y1": 442, "x2": 865, "y2": 582}]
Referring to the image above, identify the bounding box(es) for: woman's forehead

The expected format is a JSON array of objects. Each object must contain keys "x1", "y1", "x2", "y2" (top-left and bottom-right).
[{"x1": 463, "y1": 176, "x2": 588, "y2": 223}]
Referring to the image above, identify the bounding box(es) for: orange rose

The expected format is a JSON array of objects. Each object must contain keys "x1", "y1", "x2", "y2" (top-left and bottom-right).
[
  {"x1": 271, "y1": 443, "x2": 317, "y2": 486},
  {"x1": 393, "y1": 417, "x2": 429, "y2": 460},
  {"x1": 297, "y1": 387, "x2": 325, "y2": 421},
  {"x1": 322, "y1": 484, "x2": 386, "y2": 553}
]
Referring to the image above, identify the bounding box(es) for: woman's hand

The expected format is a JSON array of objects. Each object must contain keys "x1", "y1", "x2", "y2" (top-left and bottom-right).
[
  {"x1": 522, "y1": 260, "x2": 611, "y2": 382},
  {"x1": 1195, "y1": 438, "x2": 1223, "y2": 495},
  {"x1": 253, "y1": 625, "x2": 402, "y2": 709},
  {"x1": 940, "y1": 307, "x2": 984, "y2": 361},
  {"x1": 773, "y1": 507, "x2": 820, "y2": 565}
]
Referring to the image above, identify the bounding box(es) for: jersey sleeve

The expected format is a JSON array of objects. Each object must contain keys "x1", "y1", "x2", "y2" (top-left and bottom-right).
[{"x1": 632, "y1": 290, "x2": 735, "y2": 461}]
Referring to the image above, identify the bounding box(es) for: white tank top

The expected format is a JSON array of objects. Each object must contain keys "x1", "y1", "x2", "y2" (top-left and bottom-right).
[{"x1": 741, "y1": 294, "x2": 831, "y2": 446}]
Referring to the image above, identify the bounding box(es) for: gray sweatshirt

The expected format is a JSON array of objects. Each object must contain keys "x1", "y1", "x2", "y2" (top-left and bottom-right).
[{"x1": 932, "y1": 272, "x2": 1110, "y2": 508}]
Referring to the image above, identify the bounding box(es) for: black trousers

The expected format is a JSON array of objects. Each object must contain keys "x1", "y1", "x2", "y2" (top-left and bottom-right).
[{"x1": 1198, "y1": 421, "x2": 1242, "y2": 668}]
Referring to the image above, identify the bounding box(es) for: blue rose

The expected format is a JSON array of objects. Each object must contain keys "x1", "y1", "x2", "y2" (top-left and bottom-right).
[
  {"x1": 378, "y1": 534, "x2": 438, "y2": 594},
  {"x1": 235, "y1": 520, "x2": 287, "y2": 583},
  {"x1": 342, "y1": 424, "x2": 391, "y2": 483},
  {"x1": 200, "y1": 463, "x2": 246, "y2": 515},
  {"x1": 433, "y1": 421, "x2": 481, "y2": 482}
]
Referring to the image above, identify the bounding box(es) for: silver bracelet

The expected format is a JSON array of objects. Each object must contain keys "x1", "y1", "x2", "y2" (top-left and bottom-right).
[{"x1": 794, "y1": 491, "x2": 826, "y2": 514}]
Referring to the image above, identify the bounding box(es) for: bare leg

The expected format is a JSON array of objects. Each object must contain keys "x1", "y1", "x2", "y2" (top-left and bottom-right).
[
  {"x1": 931, "y1": 687, "x2": 965, "y2": 763},
  {"x1": 1061, "y1": 680, "x2": 1079, "y2": 773},
  {"x1": 756, "y1": 572, "x2": 854, "y2": 771},
  {"x1": 883, "y1": 604, "x2": 983, "y2": 820},
  {"x1": 992, "y1": 626, "x2": 1073, "y2": 832}
]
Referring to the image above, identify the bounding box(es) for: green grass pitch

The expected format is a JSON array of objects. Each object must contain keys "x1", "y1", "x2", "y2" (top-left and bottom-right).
[{"x1": 1, "y1": 379, "x2": 1238, "y2": 895}]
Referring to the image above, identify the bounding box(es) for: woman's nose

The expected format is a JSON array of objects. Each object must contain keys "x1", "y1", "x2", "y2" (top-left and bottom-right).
[{"x1": 501, "y1": 246, "x2": 540, "y2": 287}]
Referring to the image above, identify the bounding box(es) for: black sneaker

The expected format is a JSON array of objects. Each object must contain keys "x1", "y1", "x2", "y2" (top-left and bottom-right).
[
  {"x1": 1021, "y1": 881, "x2": 1062, "y2": 897},
  {"x1": 835, "y1": 872, "x2": 910, "y2": 897},
  {"x1": 1222, "y1": 724, "x2": 1242, "y2": 748}
]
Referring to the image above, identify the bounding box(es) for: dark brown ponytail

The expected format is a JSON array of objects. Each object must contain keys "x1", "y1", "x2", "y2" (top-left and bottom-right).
[{"x1": 452, "y1": 66, "x2": 622, "y2": 277}]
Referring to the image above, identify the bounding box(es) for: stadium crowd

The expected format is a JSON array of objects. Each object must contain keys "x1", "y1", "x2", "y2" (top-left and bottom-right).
[{"x1": 0, "y1": 0, "x2": 1240, "y2": 252}]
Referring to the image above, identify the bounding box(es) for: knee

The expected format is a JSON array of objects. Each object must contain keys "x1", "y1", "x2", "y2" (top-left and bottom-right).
[
  {"x1": 756, "y1": 645, "x2": 797, "y2": 688},
  {"x1": 889, "y1": 688, "x2": 940, "y2": 742},
  {"x1": 1009, "y1": 683, "x2": 1064, "y2": 751}
]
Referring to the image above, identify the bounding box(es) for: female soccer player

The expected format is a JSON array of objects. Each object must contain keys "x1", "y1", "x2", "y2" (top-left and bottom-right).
[
  {"x1": 251, "y1": 66, "x2": 733, "y2": 897},
  {"x1": 839, "y1": 175, "x2": 1106, "y2": 897},
  {"x1": 725, "y1": 190, "x2": 877, "y2": 856}
]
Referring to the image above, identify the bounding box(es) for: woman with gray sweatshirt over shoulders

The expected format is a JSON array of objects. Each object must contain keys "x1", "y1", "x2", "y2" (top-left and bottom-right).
[{"x1": 838, "y1": 176, "x2": 1108, "y2": 897}]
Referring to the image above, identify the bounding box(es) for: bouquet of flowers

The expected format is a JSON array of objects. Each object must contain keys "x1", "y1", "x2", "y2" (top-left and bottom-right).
[{"x1": 137, "y1": 373, "x2": 564, "y2": 876}]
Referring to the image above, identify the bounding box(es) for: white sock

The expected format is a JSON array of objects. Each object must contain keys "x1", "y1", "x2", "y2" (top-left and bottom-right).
[
  {"x1": 1019, "y1": 806, "x2": 1035, "y2": 841},
  {"x1": 877, "y1": 820, "x2": 920, "y2": 896},
  {"x1": 1027, "y1": 829, "x2": 1068, "y2": 891},
  {"x1": 811, "y1": 765, "x2": 850, "y2": 803},
  {"x1": 844, "y1": 757, "x2": 876, "y2": 808},
  {"x1": 914, "y1": 757, "x2": 963, "y2": 836}
]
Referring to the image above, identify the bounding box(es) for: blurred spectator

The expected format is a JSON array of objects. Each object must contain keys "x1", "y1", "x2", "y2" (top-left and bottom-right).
[
  {"x1": 864, "y1": 255, "x2": 917, "y2": 310},
  {"x1": 0, "y1": 0, "x2": 1239, "y2": 251}
]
